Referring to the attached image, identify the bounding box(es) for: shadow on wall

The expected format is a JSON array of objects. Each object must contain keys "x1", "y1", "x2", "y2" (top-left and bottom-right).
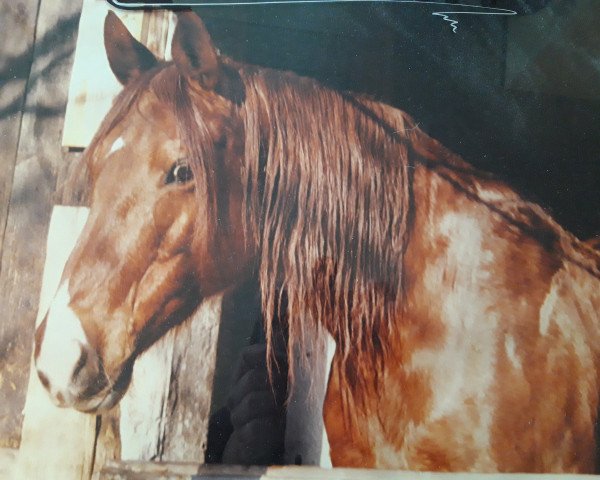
[{"x1": 0, "y1": 13, "x2": 79, "y2": 121}]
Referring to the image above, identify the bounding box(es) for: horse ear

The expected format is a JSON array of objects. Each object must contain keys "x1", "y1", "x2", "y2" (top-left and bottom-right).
[
  {"x1": 171, "y1": 12, "x2": 220, "y2": 91},
  {"x1": 104, "y1": 11, "x2": 158, "y2": 85}
]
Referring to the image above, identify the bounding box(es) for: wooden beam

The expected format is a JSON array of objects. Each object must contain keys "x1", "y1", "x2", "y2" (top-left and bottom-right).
[
  {"x1": 101, "y1": 296, "x2": 222, "y2": 466},
  {"x1": 0, "y1": 447, "x2": 17, "y2": 479},
  {"x1": 284, "y1": 333, "x2": 334, "y2": 467},
  {"x1": 161, "y1": 299, "x2": 222, "y2": 462},
  {"x1": 61, "y1": 0, "x2": 175, "y2": 148},
  {"x1": 61, "y1": 0, "x2": 143, "y2": 149},
  {"x1": 0, "y1": 0, "x2": 83, "y2": 449},
  {"x1": 100, "y1": 461, "x2": 265, "y2": 479},
  {"x1": 14, "y1": 206, "x2": 97, "y2": 480},
  {"x1": 99, "y1": 461, "x2": 583, "y2": 480}
]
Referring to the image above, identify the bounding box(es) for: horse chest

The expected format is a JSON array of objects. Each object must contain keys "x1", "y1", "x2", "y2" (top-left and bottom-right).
[
  {"x1": 322, "y1": 347, "x2": 498, "y2": 471},
  {"x1": 322, "y1": 265, "x2": 600, "y2": 472}
]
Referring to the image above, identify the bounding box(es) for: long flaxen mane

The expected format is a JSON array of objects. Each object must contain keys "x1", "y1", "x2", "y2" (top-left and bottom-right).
[{"x1": 77, "y1": 56, "x2": 600, "y2": 419}]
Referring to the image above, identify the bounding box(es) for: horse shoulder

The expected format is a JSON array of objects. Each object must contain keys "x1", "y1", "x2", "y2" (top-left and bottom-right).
[{"x1": 396, "y1": 165, "x2": 600, "y2": 471}]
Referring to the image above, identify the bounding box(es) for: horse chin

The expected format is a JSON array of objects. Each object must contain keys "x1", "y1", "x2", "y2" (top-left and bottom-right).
[
  {"x1": 74, "y1": 361, "x2": 134, "y2": 414},
  {"x1": 74, "y1": 388, "x2": 127, "y2": 414}
]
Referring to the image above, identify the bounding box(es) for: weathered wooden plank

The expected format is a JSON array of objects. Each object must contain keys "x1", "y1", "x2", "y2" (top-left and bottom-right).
[
  {"x1": 118, "y1": 333, "x2": 176, "y2": 462},
  {"x1": 100, "y1": 461, "x2": 265, "y2": 480},
  {"x1": 284, "y1": 333, "x2": 334, "y2": 467},
  {"x1": 0, "y1": 0, "x2": 36, "y2": 447},
  {"x1": 141, "y1": 8, "x2": 176, "y2": 62},
  {"x1": 93, "y1": 407, "x2": 122, "y2": 480},
  {"x1": 0, "y1": 447, "x2": 17, "y2": 479},
  {"x1": 61, "y1": 0, "x2": 143, "y2": 149},
  {"x1": 90, "y1": 283, "x2": 222, "y2": 475},
  {"x1": 100, "y1": 461, "x2": 588, "y2": 480},
  {"x1": 14, "y1": 206, "x2": 97, "y2": 480},
  {"x1": 0, "y1": 0, "x2": 83, "y2": 448},
  {"x1": 162, "y1": 297, "x2": 222, "y2": 462},
  {"x1": 0, "y1": 0, "x2": 40, "y2": 269},
  {"x1": 109, "y1": 297, "x2": 221, "y2": 464},
  {"x1": 62, "y1": 0, "x2": 175, "y2": 148},
  {"x1": 56, "y1": 150, "x2": 89, "y2": 207}
]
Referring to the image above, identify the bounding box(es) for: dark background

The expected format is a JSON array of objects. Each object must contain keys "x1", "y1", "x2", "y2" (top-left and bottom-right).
[{"x1": 176, "y1": 0, "x2": 600, "y2": 240}]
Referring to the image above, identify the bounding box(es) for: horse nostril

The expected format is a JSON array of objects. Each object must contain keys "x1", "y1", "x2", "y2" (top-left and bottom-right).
[{"x1": 71, "y1": 344, "x2": 89, "y2": 382}]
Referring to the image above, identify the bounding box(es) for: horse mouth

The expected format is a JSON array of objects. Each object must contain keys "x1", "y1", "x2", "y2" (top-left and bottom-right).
[
  {"x1": 76, "y1": 388, "x2": 126, "y2": 413},
  {"x1": 72, "y1": 360, "x2": 134, "y2": 414}
]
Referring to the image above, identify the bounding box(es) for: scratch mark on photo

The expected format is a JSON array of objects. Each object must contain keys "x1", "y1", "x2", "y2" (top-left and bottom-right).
[{"x1": 108, "y1": 1, "x2": 519, "y2": 33}]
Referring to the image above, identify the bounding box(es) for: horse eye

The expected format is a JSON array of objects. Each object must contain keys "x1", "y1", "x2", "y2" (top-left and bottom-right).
[{"x1": 166, "y1": 162, "x2": 193, "y2": 185}]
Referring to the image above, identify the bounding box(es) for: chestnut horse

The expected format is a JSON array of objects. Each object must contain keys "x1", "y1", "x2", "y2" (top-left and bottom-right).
[{"x1": 34, "y1": 11, "x2": 600, "y2": 472}]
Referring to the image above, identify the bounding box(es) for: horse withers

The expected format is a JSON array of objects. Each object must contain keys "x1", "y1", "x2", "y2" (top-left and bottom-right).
[{"x1": 33, "y1": 11, "x2": 600, "y2": 472}]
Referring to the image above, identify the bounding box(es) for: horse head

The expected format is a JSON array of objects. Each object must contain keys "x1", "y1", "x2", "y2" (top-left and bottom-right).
[{"x1": 33, "y1": 12, "x2": 253, "y2": 412}]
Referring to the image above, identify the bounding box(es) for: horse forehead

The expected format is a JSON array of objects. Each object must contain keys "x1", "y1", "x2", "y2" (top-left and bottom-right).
[
  {"x1": 100, "y1": 125, "x2": 182, "y2": 169},
  {"x1": 108, "y1": 137, "x2": 125, "y2": 155},
  {"x1": 107, "y1": 91, "x2": 178, "y2": 144}
]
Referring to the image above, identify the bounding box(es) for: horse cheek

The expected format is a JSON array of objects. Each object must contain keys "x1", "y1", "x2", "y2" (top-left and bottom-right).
[{"x1": 132, "y1": 255, "x2": 188, "y2": 334}]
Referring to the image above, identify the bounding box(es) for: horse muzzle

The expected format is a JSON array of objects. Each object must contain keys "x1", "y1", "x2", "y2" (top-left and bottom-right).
[{"x1": 33, "y1": 282, "x2": 115, "y2": 412}]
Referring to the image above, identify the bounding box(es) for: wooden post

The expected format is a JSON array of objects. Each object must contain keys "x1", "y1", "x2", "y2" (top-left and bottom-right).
[
  {"x1": 14, "y1": 207, "x2": 97, "y2": 480},
  {"x1": 114, "y1": 298, "x2": 222, "y2": 464},
  {"x1": 0, "y1": 0, "x2": 40, "y2": 271},
  {"x1": 284, "y1": 332, "x2": 335, "y2": 467},
  {"x1": 0, "y1": 448, "x2": 17, "y2": 479},
  {"x1": 61, "y1": 0, "x2": 176, "y2": 149},
  {"x1": 0, "y1": 0, "x2": 83, "y2": 450}
]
